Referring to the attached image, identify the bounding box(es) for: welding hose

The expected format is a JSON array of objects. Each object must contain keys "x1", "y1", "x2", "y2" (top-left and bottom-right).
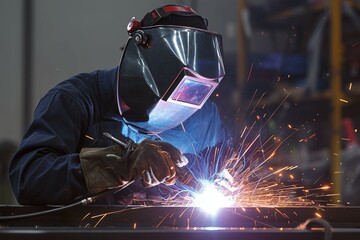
[{"x1": 0, "y1": 180, "x2": 134, "y2": 221}]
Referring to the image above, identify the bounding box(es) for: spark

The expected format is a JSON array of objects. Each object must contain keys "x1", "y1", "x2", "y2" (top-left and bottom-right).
[
  {"x1": 247, "y1": 62, "x2": 254, "y2": 82},
  {"x1": 85, "y1": 135, "x2": 94, "y2": 140},
  {"x1": 340, "y1": 98, "x2": 348, "y2": 103},
  {"x1": 81, "y1": 88, "x2": 337, "y2": 229},
  {"x1": 179, "y1": 99, "x2": 329, "y2": 208}
]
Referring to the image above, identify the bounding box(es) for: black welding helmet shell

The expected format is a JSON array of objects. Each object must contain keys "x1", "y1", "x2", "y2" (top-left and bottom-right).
[{"x1": 117, "y1": 6, "x2": 225, "y2": 134}]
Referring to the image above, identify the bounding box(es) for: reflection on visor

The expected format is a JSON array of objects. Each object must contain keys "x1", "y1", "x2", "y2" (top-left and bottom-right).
[
  {"x1": 166, "y1": 70, "x2": 219, "y2": 109},
  {"x1": 171, "y1": 78, "x2": 213, "y2": 106}
]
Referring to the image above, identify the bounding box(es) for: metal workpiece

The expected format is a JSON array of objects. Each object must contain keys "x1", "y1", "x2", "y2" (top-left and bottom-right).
[{"x1": 1, "y1": 206, "x2": 360, "y2": 240}]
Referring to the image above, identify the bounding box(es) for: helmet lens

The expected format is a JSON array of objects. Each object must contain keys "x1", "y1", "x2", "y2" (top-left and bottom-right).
[
  {"x1": 171, "y1": 78, "x2": 213, "y2": 106},
  {"x1": 166, "y1": 68, "x2": 219, "y2": 108}
]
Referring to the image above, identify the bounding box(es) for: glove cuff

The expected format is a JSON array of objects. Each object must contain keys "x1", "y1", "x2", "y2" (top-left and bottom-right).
[{"x1": 79, "y1": 146, "x2": 131, "y2": 194}]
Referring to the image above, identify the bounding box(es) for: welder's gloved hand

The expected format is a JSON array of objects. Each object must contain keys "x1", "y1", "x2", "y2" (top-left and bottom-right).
[
  {"x1": 80, "y1": 145, "x2": 132, "y2": 194},
  {"x1": 130, "y1": 139, "x2": 188, "y2": 187},
  {"x1": 80, "y1": 139, "x2": 188, "y2": 194}
]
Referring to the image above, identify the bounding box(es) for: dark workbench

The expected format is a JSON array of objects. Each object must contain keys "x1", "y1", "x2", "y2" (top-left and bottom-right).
[{"x1": 1, "y1": 205, "x2": 360, "y2": 239}]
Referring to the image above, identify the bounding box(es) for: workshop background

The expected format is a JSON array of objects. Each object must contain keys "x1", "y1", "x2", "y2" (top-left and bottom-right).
[{"x1": 1, "y1": 0, "x2": 360, "y2": 205}]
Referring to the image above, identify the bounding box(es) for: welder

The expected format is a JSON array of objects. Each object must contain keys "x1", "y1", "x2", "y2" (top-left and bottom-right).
[{"x1": 9, "y1": 4, "x2": 226, "y2": 205}]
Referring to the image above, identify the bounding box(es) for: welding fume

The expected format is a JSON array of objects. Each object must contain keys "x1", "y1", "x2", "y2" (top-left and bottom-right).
[{"x1": 8, "y1": 4, "x2": 228, "y2": 206}]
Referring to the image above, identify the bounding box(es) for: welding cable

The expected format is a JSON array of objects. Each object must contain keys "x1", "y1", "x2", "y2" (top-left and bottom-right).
[
  {"x1": 0, "y1": 180, "x2": 134, "y2": 222},
  {"x1": 297, "y1": 218, "x2": 333, "y2": 240},
  {"x1": 0, "y1": 133, "x2": 134, "y2": 222}
]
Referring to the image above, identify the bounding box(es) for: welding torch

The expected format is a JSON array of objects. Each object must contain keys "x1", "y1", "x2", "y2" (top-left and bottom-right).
[
  {"x1": 103, "y1": 132, "x2": 238, "y2": 196},
  {"x1": 102, "y1": 131, "x2": 137, "y2": 157}
]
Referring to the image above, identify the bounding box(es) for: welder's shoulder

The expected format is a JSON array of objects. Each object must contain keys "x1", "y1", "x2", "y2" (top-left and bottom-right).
[
  {"x1": 36, "y1": 69, "x2": 109, "y2": 115},
  {"x1": 53, "y1": 70, "x2": 103, "y2": 97}
]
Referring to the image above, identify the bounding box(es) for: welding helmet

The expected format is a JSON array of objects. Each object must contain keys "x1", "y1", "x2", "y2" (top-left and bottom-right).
[{"x1": 117, "y1": 4, "x2": 225, "y2": 134}]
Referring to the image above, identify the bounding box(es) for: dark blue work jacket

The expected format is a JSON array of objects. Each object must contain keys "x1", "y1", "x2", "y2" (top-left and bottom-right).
[{"x1": 9, "y1": 67, "x2": 225, "y2": 205}]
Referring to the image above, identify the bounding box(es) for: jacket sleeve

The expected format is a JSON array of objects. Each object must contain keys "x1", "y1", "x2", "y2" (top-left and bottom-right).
[{"x1": 9, "y1": 90, "x2": 89, "y2": 205}]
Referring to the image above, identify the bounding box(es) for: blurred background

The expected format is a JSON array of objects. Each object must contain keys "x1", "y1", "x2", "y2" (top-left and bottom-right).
[{"x1": 1, "y1": 0, "x2": 360, "y2": 205}]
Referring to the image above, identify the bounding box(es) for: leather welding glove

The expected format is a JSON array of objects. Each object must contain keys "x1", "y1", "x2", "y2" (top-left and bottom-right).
[
  {"x1": 80, "y1": 139, "x2": 188, "y2": 194},
  {"x1": 129, "y1": 139, "x2": 188, "y2": 187}
]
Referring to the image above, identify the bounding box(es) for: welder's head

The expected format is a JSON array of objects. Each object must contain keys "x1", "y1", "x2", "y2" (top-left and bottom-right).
[{"x1": 117, "y1": 4, "x2": 225, "y2": 134}]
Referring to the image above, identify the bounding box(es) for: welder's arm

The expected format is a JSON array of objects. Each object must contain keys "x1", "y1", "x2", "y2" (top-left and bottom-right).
[
  {"x1": 80, "y1": 139, "x2": 188, "y2": 194},
  {"x1": 9, "y1": 91, "x2": 89, "y2": 205}
]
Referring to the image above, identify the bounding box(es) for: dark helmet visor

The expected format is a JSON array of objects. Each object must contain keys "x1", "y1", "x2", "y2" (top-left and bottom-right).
[{"x1": 117, "y1": 26, "x2": 225, "y2": 133}]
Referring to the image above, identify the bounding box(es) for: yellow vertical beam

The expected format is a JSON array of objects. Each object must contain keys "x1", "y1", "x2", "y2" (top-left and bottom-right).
[
  {"x1": 330, "y1": 0, "x2": 342, "y2": 204},
  {"x1": 237, "y1": 0, "x2": 247, "y2": 94}
]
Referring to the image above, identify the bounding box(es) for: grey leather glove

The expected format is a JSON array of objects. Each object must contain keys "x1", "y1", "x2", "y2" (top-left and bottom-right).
[{"x1": 80, "y1": 139, "x2": 188, "y2": 194}]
